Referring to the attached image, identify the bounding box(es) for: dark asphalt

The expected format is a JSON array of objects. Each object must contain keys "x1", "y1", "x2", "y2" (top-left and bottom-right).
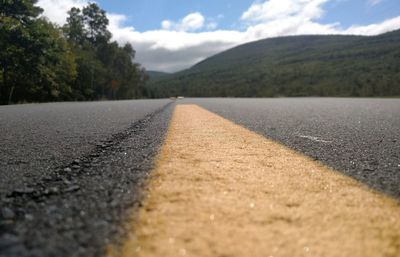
[
  {"x1": 0, "y1": 100, "x2": 174, "y2": 257},
  {"x1": 186, "y1": 98, "x2": 400, "y2": 198},
  {"x1": 1, "y1": 98, "x2": 399, "y2": 257},
  {"x1": 0, "y1": 100, "x2": 170, "y2": 195}
]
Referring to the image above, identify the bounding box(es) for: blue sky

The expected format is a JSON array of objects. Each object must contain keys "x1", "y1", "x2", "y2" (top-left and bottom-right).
[
  {"x1": 95, "y1": 0, "x2": 399, "y2": 31},
  {"x1": 38, "y1": 0, "x2": 400, "y2": 72},
  {"x1": 95, "y1": 0, "x2": 254, "y2": 31},
  {"x1": 321, "y1": 0, "x2": 400, "y2": 27}
]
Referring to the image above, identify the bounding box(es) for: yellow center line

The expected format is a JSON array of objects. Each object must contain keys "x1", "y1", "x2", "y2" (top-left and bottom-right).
[{"x1": 109, "y1": 104, "x2": 400, "y2": 257}]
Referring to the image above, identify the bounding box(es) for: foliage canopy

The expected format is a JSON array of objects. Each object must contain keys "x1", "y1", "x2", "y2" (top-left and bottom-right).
[
  {"x1": 148, "y1": 31, "x2": 400, "y2": 98},
  {"x1": 0, "y1": 1, "x2": 147, "y2": 104}
]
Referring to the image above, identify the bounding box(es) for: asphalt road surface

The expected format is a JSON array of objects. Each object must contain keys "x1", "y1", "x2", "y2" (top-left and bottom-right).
[
  {"x1": 1, "y1": 98, "x2": 399, "y2": 257},
  {"x1": 0, "y1": 100, "x2": 174, "y2": 257},
  {"x1": 0, "y1": 100, "x2": 171, "y2": 195},
  {"x1": 187, "y1": 98, "x2": 400, "y2": 198}
]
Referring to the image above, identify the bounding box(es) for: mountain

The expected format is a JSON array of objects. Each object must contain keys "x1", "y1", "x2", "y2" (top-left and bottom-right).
[
  {"x1": 146, "y1": 70, "x2": 170, "y2": 80},
  {"x1": 147, "y1": 29, "x2": 400, "y2": 97}
]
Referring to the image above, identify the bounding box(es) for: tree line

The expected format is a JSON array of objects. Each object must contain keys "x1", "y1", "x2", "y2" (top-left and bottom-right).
[
  {"x1": 148, "y1": 33, "x2": 400, "y2": 98},
  {"x1": 0, "y1": 0, "x2": 148, "y2": 105}
]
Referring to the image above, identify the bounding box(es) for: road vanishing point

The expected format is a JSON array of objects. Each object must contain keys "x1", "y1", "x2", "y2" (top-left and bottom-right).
[{"x1": 1, "y1": 98, "x2": 400, "y2": 257}]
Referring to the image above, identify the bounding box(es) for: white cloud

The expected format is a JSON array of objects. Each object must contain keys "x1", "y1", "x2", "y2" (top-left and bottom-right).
[
  {"x1": 161, "y1": 20, "x2": 172, "y2": 30},
  {"x1": 37, "y1": 0, "x2": 88, "y2": 25},
  {"x1": 37, "y1": 0, "x2": 400, "y2": 72},
  {"x1": 241, "y1": 0, "x2": 328, "y2": 23},
  {"x1": 343, "y1": 16, "x2": 400, "y2": 35},
  {"x1": 368, "y1": 0, "x2": 383, "y2": 6},
  {"x1": 109, "y1": 15, "x2": 243, "y2": 71},
  {"x1": 161, "y1": 12, "x2": 205, "y2": 32}
]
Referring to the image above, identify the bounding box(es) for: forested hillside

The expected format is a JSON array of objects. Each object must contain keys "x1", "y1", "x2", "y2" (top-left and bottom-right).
[
  {"x1": 146, "y1": 71, "x2": 170, "y2": 80},
  {"x1": 0, "y1": 1, "x2": 147, "y2": 105},
  {"x1": 147, "y1": 30, "x2": 400, "y2": 97}
]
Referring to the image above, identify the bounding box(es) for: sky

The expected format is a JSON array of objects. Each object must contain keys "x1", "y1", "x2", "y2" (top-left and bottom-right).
[{"x1": 37, "y1": 0, "x2": 400, "y2": 72}]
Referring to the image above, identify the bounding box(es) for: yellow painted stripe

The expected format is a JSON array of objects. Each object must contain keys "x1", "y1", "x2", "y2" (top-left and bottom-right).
[{"x1": 109, "y1": 104, "x2": 400, "y2": 257}]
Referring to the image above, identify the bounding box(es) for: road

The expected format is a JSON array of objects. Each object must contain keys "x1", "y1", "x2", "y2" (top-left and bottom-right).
[
  {"x1": 0, "y1": 100, "x2": 174, "y2": 257},
  {"x1": 1, "y1": 98, "x2": 399, "y2": 257},
  {"x1": 122, "y1": 103, "x2": 400, "y2": 257},
  {"x1": 0, "y1": 100, "x2": 171, "y2": 195},
  {"x1": 187, "y1": 98, "x2": 400, "y2": 198}
]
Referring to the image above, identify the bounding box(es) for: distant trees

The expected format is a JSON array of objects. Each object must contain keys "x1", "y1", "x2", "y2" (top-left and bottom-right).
[
  {"x1": 62, "y1": 3, "x2": 148, "y2": 101},
  {"x1": 147, "y1": 33, "x2": 400, "y2": 98},
  {"x1": 0, "y1": 1, "x2": 147, "y2": 104}
]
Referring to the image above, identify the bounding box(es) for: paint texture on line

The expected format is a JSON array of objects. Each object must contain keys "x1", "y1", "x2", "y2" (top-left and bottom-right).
[{"x1": 115, "y1": 104, "x2": 400, "y2": 257}]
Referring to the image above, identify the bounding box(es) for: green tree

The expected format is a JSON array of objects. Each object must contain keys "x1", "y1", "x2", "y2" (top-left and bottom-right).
[
  {"x1": 82, "y1": 3, "x2": 111, "y2": 45},
  {"x1": 64, "y1": 3, "x2": 147, "y2": 100},
  {"x1": 0, "y1": 0, "x2": 42, "y2": 23},
  {"x1": 0, "y1": 0, "x2": 41, "y2": 103},
  {"x1": 0, "y1": 1, "x2": 77, "y2": 103},
  {"x1": 32, "y1": 19, "x2": 77, "y2": 101},
  {"x1": 1, "y1": 1, "x2": 149, "y2": 104},
  {"x1": 63, "y1": 7, "x2": 86, "y2": 46}
]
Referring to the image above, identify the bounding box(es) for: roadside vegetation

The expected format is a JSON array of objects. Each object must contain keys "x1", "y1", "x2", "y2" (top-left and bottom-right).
[
  {"x1": 147, "y1": 30, "x2": 400, "y2": 98},
  {"x1": 2, "y1": 1, "x2": 399, "y2": 104},
  {"x1": 0, "y1": 0, "x2": 147, "y2": 105}
]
